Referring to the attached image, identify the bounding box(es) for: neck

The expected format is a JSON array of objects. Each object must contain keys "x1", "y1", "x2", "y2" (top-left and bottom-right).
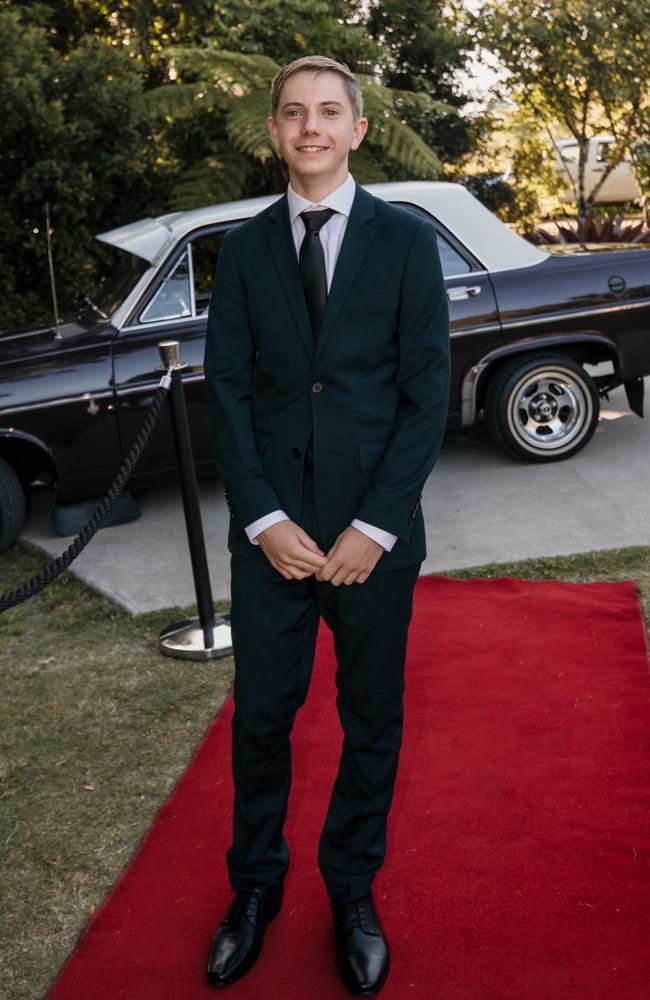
[{"x1": 288, "y1": 164, "x2": 349, "y2": 203}]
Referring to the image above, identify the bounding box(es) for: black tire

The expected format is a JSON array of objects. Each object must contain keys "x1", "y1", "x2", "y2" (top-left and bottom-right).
[
  {"x1": 0, "y1": 456, "x2": 27, "y2": 552},
  {"x1": 484, "y1": 353, "x2": 600, "y2": 462}
]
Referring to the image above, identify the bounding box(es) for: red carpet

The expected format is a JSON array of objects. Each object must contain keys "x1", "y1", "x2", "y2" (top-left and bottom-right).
[{"x1": 46, "y1": 575, "x2": 650, "y2": 1000}]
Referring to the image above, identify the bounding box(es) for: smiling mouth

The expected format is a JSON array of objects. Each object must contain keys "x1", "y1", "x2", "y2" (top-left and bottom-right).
[{"x1": 297, "y1": 145, "x2": 329, "y2": 152}]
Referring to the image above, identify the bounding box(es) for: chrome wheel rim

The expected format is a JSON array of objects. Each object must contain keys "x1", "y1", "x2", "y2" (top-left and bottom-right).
[{"x1": 506, "y1": 367, "x2": 593, "y2": 454}]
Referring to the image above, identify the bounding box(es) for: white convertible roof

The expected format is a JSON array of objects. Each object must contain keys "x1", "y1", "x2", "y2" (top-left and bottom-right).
[{"x1": 97, "y1": 180, "x2": 548, "y2": 272}]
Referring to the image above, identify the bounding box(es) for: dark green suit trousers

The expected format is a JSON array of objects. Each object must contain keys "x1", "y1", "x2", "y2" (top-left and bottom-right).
[{"x1": 227, "y1": 453, "x2": 421, "y2": 904}]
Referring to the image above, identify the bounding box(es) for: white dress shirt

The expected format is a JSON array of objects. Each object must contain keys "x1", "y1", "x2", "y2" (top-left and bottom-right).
[{"x1": 244, "y1": 170, "x2": 398, "y2": 553}]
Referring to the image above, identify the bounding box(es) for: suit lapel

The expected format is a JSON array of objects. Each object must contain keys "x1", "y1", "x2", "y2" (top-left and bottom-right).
[{"x1": 265, "y1": 179, "x2": 376, "y2": 363}]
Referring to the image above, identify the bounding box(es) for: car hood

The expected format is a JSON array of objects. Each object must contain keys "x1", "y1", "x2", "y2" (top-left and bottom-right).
[{"x1": 0, "y1": 319, "x2": 102, "y2": 365}]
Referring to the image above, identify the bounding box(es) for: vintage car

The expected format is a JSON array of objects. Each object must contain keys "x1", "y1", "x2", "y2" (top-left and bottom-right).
[{"x1": 0, "y1": 180, "x2": 648, "y2": 552}]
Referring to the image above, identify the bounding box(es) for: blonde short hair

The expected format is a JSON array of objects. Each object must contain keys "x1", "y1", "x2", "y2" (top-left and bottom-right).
[{"x1": 270, "y1": 55, "x2": 363, "y2": 122}]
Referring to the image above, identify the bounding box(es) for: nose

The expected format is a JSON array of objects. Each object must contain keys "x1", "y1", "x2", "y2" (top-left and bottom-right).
[{"x1": 302, "y1": 107, "x2": 322, "y2": 133}]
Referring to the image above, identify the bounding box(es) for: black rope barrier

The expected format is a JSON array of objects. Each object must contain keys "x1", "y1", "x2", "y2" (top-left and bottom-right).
[{"x1": 0, "y1": 366, "x2": 174, "y2": 613}]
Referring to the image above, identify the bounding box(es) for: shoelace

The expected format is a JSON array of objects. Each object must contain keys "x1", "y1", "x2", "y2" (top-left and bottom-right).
[
  {"x1": 339, "y1": 898, "x2": 374, "y2": 934},
  {"x1": 225, "y1": 887, "x2": 267, "y2": 925}
]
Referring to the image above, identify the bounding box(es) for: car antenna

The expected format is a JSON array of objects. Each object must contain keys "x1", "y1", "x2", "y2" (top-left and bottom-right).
[{"x1": 45, "y1": 200, "x2": 61, "y2": 334}]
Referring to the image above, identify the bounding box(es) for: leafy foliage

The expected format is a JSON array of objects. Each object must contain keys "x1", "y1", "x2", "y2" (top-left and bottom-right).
[
  {"x1": 1, "y1": 0, "x2": 465, "y2": 328},
  {"x1": 143, "y1": 47, "x2": 452, "y2": 208},
  {"x1": 524, "y1": 213, "x2": 650, "y2": 245},
  {"x1": 469, "y1": 1, "x2": 650, "y2": 216},
  {"x1": 0, "y1": 8, "x2": 171, "y2": 329}
]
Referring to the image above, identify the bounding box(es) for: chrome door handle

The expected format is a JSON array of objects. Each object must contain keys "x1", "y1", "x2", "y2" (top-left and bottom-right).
[{"x1": 447, "y1": 285, "x2": 482, "y2": 301}]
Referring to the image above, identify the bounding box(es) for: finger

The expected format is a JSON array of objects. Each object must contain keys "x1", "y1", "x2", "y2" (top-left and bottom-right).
[
  {"x1": 318, "y1": 559, "x2": 338, "y2": 582},
  {"x1": 330, "y1": 565, "x2": 351, "y2": 587},
  {"x1": 291, "y1": 550, "x2": 328, "y2": 571},
  {"x1": 296, "y1": 532, "x2": 326, "y2": 556},
  {"x1": 343, "y1": 569, "x2": 360, "y2": 585},
  {"x1": 293, "y1": 541, "x2": 328, "y2": 567},
  {"x1": 283, "y1": 558, "x2": 320, "y2": 575}
]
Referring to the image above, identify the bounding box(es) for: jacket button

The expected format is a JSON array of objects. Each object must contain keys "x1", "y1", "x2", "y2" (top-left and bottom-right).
[
  {"x1": 312, "y1": 382, "x2": 323, "y2": 393},
  {"x1": 292, "y1": 447, "x2": 302, "y2": 458}
]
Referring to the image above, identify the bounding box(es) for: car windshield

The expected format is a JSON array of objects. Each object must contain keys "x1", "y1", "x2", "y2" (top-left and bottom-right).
[{"x1": 77, "y1": 248, "x2": 148, "y2": 322}]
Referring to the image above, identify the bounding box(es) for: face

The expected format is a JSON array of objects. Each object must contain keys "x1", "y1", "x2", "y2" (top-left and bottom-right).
[{"x1": 267, "y1": 69, "x2": 368, "y2": 185}]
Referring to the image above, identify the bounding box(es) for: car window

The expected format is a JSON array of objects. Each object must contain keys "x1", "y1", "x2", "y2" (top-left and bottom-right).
[
  {"x1": 140, "y1": 250, "x2": 192, "y2": 323},
  {"x1": 560, "y1": 144, "x2": 579, "y2": 163},
  {"x1": 389, "y1": 200, "x2": 475, "y2": 276},
  {"x1": 91, "y1": 249, "x2": 149, "y2": 320},
  {"x1": 138, "y1": 230, "x2": 226, "y2": 324},
  {"x1": 595, "y1": 141, "x2": 610, "y2": 163},
  {"x1": 436, "y1": 232, "x2": 471, "y2": 276},
  {"x1": 191, "y1": 232, "x2": 226, "y2": 314}
]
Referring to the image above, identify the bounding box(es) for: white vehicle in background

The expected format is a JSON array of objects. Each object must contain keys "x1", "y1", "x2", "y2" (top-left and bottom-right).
[{"x1": 553, "y1": 135, "x2": 643, "y2": 205}]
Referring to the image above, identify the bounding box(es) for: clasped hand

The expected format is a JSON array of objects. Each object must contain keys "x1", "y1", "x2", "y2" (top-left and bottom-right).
[{"x1": 256, "y1": 520, "x2": 384, "y2": 585}]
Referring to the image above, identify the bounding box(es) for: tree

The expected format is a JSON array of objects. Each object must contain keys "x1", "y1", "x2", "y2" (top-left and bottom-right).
[
  {"x1": 1, "y1": 0, "x2": 476, "y2": 326},
  {"x1": 143, "y1": 44, "x2": 455, "y2": 209},
  {"x1": 0, "y1": 8, "x2": 169, "y2": 329},
  {"x1": 361, "y1": 0, "x2": 486, "y2": 170},
  {"x1": 469, "y1": 1, "x2": 650, "y2": 217}
]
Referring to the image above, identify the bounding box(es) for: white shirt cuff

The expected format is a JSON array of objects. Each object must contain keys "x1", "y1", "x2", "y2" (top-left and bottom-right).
[
  {"x1": 351, "y1": 518, "x2": 398, "y2": 551},
  {"x1": 245, "y1": 509, "x2": 289, "y2": 545}
]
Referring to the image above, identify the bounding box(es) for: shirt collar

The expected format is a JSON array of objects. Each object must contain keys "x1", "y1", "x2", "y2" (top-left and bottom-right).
[{"x1": 287, "y1": 171, "x2": 356, "y2": 225}]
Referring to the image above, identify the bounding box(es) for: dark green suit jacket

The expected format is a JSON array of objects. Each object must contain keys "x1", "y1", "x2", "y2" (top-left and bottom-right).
[{"x1": 204, "y1": 178, "x2": 450, "y2": 573}]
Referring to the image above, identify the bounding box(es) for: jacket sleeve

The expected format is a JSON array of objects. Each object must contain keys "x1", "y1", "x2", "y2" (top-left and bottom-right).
[
  {"x1": 203, "y1": 229, "x2": 283, "y2": 527},
  {"x1": 353, "y1": 221, "x2": 450, "y2": 540}
]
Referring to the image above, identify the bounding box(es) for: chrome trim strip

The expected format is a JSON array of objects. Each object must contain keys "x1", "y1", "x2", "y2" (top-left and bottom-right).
[
  {"x1": 110, "y1": 265, "x2": 159, "y2": 330},
  {"x1": 0, "y1": 390, "x2": 116, "y2": 416},
  {"x1": 114, "y1": 373, "x2": 205, "y2": 396},
  {"x1": 501, "y1": 297, "x2": 650, "y2": 329},
  {"x1": 446, "y1": 269, "x2": 489, "y2": 280},
  {"x1": 120, "y1": 315, "x2": 206, "y2": 335},
  {"x1": 460, "y1": 361, "x2": 490, "y2": 427},
  {"x1": 0, "y1": 372, "x2": 209, "y2": 415},
  {"x1": 188, "y1": 241, "x2": 197, "y2": 318},
  {"x1": 450, "y1": 323, "x2": 501, "y2": 337}
]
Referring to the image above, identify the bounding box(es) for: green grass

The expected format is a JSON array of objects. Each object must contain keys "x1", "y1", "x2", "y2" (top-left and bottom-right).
[{"x1": 0, "y1": 539, "x2": 648, "y2": 999}]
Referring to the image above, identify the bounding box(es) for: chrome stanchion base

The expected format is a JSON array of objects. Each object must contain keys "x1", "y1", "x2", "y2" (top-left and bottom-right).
[{"x1": 159, "y1": 614, "x2": 232, "y2": 660}]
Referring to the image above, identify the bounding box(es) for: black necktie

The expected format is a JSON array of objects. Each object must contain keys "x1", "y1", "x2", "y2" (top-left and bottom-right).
[{"x1": 298, "y1": 207, "x2": 337, "y2": 339}]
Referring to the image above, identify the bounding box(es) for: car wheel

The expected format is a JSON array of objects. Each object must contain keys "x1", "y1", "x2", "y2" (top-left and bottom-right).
[
  {"x1": 484, "y1": 353, "x2": 600, "y2": 462},
  {"x1": 0, "y1": 456, "x2": 27, "y2": 552}
]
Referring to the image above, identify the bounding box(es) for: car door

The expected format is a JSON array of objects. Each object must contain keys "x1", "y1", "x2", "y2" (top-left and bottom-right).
[
  {"x1": 110, "y1": 227, "x2": 228, "y2": 487},
  {"x1": 390, "y1": 201, "x2": 501, "y2": 421},
  {"x1": 590, "y1": 139, "x2": 641, "y2": 203}
]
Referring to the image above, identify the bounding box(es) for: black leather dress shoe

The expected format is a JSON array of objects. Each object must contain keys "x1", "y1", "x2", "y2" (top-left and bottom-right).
[
  {"x1": 206, "y1": 883, "x2": 283, "y2": 987},
  {"x1": 331, "y1": 895, "x2": 390, "y2": 996}
]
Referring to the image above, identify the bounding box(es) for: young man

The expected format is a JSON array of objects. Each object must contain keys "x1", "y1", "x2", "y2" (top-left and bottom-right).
[{"x1": 203, "y1": 55, "x2": 450, "y2": 995}]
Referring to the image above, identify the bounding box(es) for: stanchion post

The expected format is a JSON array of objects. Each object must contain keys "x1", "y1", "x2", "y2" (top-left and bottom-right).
[{"x1": 155, "y1": 340, "x2": 232, "y2": 660}]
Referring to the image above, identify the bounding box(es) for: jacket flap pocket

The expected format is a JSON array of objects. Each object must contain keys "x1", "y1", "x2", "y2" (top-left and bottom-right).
[{"x1": 359, "y1": 438, "x2": 391, "y2": 469}]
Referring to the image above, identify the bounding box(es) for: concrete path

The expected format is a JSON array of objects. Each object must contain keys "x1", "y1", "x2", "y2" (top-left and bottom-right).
[{"x1": 19, "y1": 376, "x2": 650, "y2": 615}]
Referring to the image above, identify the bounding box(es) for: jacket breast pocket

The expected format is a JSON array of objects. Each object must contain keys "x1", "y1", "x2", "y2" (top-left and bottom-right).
[
  {"x1": 359, "y1": 438, "x2": 392, "y2": 469},
  {"x1": 349, "y1": 279, "x2": 397, "y2": 296}
]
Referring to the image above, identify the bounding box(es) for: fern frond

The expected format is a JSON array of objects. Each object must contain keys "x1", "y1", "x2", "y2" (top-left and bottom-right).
[
  {"x1": 166, "y1": 145, "x2": 255, "y2": 211},
  {"x1": 141, "y1": 82, "x2": 229, "y2": 119},
  {"x1": 225, "y1": 87, "x2": 277, "y2": 159},
  {"x1": 170, "y1": 46, "x2": 279, "y2": 96},
  {"x1": 347, "y1": 143, "x2": 391, "y2": 184}
]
